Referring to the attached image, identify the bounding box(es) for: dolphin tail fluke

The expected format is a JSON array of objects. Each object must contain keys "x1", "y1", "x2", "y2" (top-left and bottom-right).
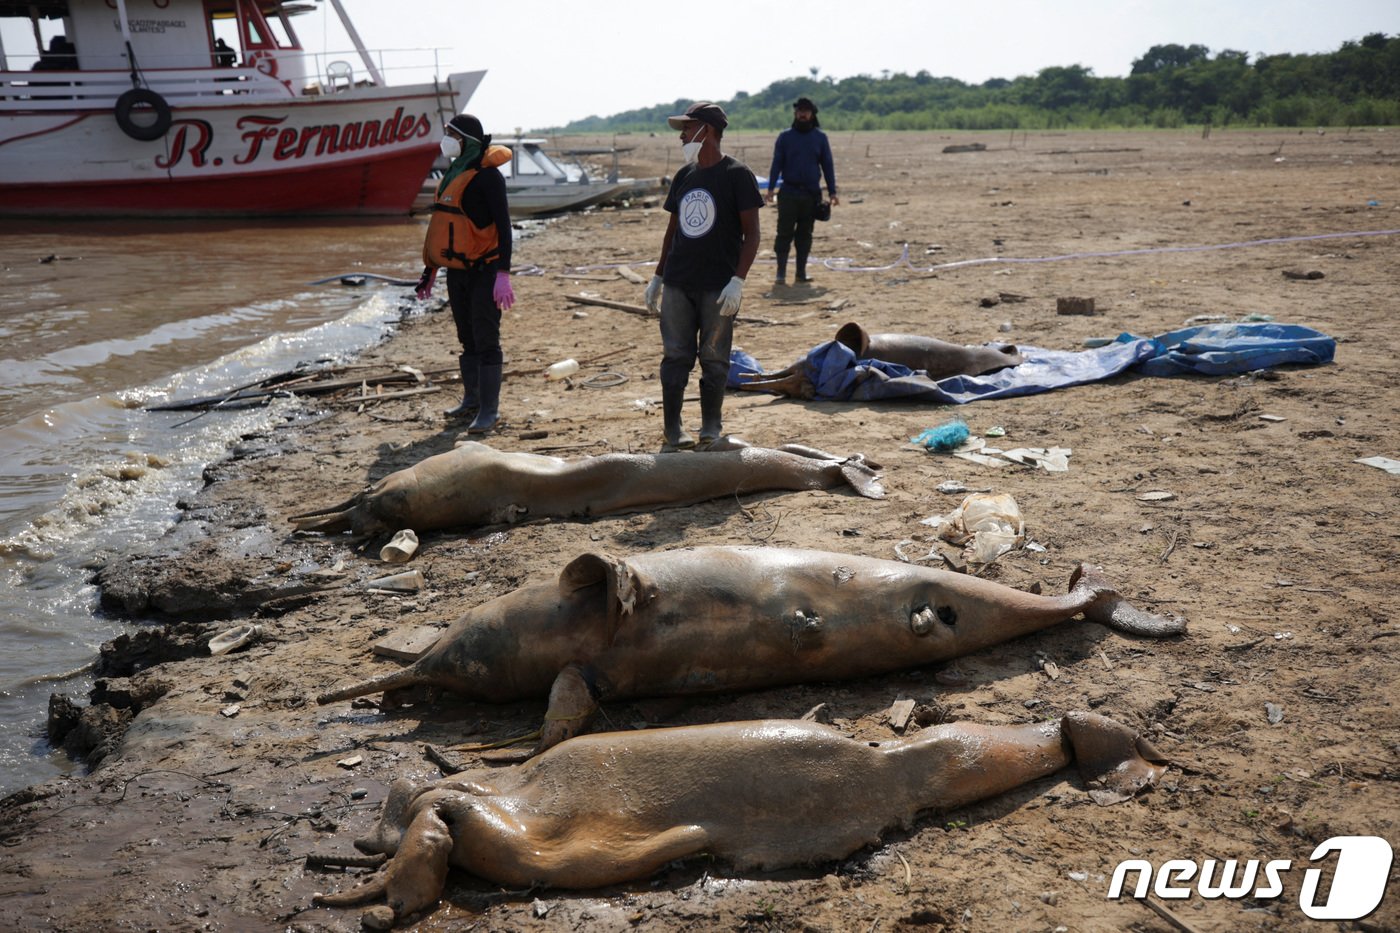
[
  {"x1": 838, "y1": 458, "x2": 886, "y2": 499},
  {"x1": 1070, "y1": 564, "x2": 1187, "y2": 637},
  {"x1": 1062, "y1": 710, "x2": 1170, "y2": 804}
]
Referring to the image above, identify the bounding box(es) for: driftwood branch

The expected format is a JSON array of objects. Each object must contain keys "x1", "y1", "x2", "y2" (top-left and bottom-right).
[
  {"x1": 564, "y1": 294, "x2": 791, "y2": 327},
  {"x1": 304, "y1": 852, "x2": 387, "y2": 871}
]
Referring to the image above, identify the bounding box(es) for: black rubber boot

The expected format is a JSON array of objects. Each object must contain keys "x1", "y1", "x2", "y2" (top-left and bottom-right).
[
  {"x1": 467, "y1": 363, "x2": 502, "y2": 434},
  {"x1": 699, "y1": 378, "x2": 725, "y2": 444},
  {"x1": 444, "y1": 352, "x2": 480, "y2": 418},
  {"x1": 661, "y1": 381, "x2": 694, "y2": 450}
]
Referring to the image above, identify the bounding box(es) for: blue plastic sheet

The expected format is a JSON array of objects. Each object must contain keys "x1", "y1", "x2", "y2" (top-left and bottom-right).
[{"x1": 728, "y1": 323, "x2": 1335, "y2": 404}]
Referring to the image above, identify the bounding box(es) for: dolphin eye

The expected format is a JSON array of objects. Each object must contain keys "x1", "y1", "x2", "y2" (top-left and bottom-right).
[{"x1": 937, "y1": 605, "x2": 957, "y2": 626}]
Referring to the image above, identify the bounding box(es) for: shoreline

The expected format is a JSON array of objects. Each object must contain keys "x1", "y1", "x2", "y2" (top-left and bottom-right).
[{"x1": 2, "y1": 130, "x2": 1396, "y2": 931}]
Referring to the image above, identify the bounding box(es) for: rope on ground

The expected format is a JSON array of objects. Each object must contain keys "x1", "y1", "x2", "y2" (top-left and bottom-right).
[{"x1": 579, "y1": 372, "x2": 629, "y2": 389}]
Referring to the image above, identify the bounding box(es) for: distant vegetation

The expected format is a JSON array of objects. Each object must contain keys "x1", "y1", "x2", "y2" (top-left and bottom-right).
[{"x1": 551, "y1": 35, "x2": 1400, "y2": 133}]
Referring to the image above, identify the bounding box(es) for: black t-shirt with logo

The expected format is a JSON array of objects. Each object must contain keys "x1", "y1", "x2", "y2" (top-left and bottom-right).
[{"x1": 661, "y1": 155, "x2": 764, "y2": 291}]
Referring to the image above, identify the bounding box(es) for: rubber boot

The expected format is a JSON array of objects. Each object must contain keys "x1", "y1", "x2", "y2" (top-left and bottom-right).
[
  {"x1": 699, "y1": 379, "x2": 725, "y2": 445},
  {"x1": 467, "y1": 363, "x2": 502, "y2": 435},
  {"x1": 795, "y1": 246, "x2": 812, "y2": 283},
  {"x1": 443, "y1": 352, "x2": 479, "y2": 418},
  {"x1": 661, "y1": 382, "x2": 694, "y2": 450}
]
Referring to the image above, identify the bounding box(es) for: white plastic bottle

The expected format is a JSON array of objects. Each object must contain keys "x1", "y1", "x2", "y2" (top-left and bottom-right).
[{"x1": 545, "y1": 358, "x2": 580, "y2": 380}]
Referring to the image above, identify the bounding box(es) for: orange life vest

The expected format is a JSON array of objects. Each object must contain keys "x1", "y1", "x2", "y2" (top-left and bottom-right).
[{"x1": 423, "y1": 144, "x2": 512, "y2": 270}]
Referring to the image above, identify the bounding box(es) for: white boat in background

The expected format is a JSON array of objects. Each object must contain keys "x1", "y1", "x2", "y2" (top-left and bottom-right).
[
  {"x1": 0, "y1": 0, "x2": 484, "y2": 217},
  {"x1": 498, "y1": 138, "x2": 638, "y2": 217}
]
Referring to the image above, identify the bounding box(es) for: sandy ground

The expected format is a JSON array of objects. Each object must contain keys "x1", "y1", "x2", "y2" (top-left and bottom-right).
[{"x1": 1, "y1": 129, "x2": 1397, "y2": 933}]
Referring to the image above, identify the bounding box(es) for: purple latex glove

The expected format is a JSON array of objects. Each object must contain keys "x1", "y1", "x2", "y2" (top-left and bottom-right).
[
  {"x1": 493, "y1": 271, "x2": 515, "y2": 310},
  {"x1": 414, "y1": 266, "x2": 437, "y2": 300}
]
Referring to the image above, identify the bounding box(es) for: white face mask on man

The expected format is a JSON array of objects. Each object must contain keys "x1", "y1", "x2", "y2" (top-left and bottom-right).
[
  {"x1": 440, "y1": 135, "x2": 462, "y2": 159},
  {"x1": 681, "y1": 126, "x2": 706, "y2": 163}
]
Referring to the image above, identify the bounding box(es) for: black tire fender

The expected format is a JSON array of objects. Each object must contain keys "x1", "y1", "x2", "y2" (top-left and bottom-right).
[{"x1": 114, "y1": 88, "x2": 172, "y2": 141}]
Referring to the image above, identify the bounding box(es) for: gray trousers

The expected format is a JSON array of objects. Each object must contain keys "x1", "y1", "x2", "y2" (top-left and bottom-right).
[{"x1": 659, "y1": 284, "x2": 733, "y2": 394}]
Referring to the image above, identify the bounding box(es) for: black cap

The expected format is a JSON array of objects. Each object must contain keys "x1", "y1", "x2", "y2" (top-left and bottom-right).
[
  {"x1": 793, "y1": 97, "x2": 818, "y2": 113},
  {"x1": 447, "y1": 113, "x2": 484, "y2": 141},
  {"x1": 667, "y1": 101, "x2": 728, "y2": 131}
]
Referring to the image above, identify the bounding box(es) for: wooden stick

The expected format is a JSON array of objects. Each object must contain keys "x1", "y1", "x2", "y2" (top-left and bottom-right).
[
  {"x1": 304, "y1": 852, "x2": 387, "y2": 871},
  {"x1": 1137, "y1": 894, "x2": 1208, "y2": 933},
  {"x1": 423, "y1": 743, "x2": 465, "y2": 774}
]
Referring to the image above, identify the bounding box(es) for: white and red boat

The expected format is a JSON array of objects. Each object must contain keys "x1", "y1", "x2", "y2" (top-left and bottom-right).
[{"x1": 0, "y1": 0, "x2": 484, "y2": 216}]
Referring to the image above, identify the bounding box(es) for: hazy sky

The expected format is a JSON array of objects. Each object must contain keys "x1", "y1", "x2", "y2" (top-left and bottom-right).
[
  {"x1": 5, "y1": 0, "x2": 1395, "y2": 131},
  {"x1": 324, "y1": 0, "x2": 1397, "y2": 131}
]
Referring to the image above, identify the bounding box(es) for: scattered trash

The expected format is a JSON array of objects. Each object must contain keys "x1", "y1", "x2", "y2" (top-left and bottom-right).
[
  {"x1": 984, "y1": 426, "x2": 1006, "y2": 438},
  {"x1": 1183, "y1": 314, "x2": 1230, "y2": 325},
  {"x1": 950, "y1": 436, "x2": 1072, "y2": 472},
  {"x1": 1000, "y1": 448, "x2": 1071, "y2": 472},
  {"x1": 998, "y1": 321, "x2": 1014, "y2": 332},
  {"x1": 1056, "y1": 296, "x2": 1095, "y2": 316},
  {"x1": 545, "y1": 358, "x2": 581, "y2": 380},
  {"x1": 336, "y1": 755, "x2": 363, "y2": 769},
  {"x1": 1281, "y1": 270, "x2": 1324, "y2": 280},
  {"x1": 1259, "y1": 414, "x2": 1286, "y2": 423},
  {"x1": 887, "y1": 698, "x2": 917, "y2": 731},
  {"x1": 379, "y1": 529, "x2": 419, "y2": 563},
  {"x1": 1265, "y1": 702, "x2": 1285, "y2": 725},
  {"x1": 1082, "y1": 336, "x2": 1114, "y2": 348},
  {"x1": 922, "y1": 493, "x2": 1024, "y2": 564},
  {"x1": 220, "y1": 704, "x2": 241, "y2": 718},
  {"x1": 1068, "y1": 871, "x2": 1088, "y2": 883},
  {"x1": 365, "y1": 569, "x2": 425, "y2": 593},
  {"x1": 1273, "y1": 631, "x2": 1293, "y2": 640},
  {"x1": 1136, "y1": 491, "x2": 1176, "y2": 502},
  {"x1": 911, "y1": 419, "x2": 970, "y2": 452},
  {"x1": 209, "y1": 623, "x2": 262, "y2": 656},
  {"x1": 935, "y1": 480, "x2": 983, "y2": 495},
  {"x1": 1239, "y1": 312, "x2": 1275, "y2": 322},
  {"x1": 1356, "y1": 456, "x2": 1400, "y2": 475}
]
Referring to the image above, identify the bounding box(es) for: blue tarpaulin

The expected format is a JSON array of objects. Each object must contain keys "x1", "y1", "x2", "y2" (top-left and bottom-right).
[{"x1": 728, "y1": 323, "x2": 1335, "y2": 405}]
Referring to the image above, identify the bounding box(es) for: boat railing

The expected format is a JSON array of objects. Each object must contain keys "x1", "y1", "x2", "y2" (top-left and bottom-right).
[
  {"x1": 0, "y1": 48, "x2": 455, "y2": 109},
  {"x1": 0, "y1": 66, "x2": 293, "y2": 109}
]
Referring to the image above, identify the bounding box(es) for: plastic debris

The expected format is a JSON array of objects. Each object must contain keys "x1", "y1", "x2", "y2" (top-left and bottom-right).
[
  {"x1": 922, "y1": 493, "x2": 1025, "y2": 564},
  {"x1": 911, "y1": 420, "x2": 970, "y2": 452},
  {"x1": 1356, "y1": 456, "x2": 1400, "y2": 475},
  {"x1": 379, "y1": 529, "x2": 419, "y2": 563}
]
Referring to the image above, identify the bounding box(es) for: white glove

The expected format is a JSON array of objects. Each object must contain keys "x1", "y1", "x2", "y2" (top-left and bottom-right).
[
  {"x1": 644, "y1": 275, "x2": 663, "y2": 313},
  {"x1": 718, "y1": 275, "x2": 744, "y2": 317}
]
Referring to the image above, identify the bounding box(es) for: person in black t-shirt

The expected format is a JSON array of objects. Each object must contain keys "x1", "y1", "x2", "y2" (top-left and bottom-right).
[{"x1": 644, "y1": 102, "x2": 762, "y2": 450}]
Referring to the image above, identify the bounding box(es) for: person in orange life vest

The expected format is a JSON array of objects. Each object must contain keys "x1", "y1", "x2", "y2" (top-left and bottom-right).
[
  {"x1": 416, "y1": 113, "x2": 515, "y2": 435},
  {"x1": 765, "y1": 97, "x2": 837, "y2": 285},
  {"x1": 643, "y1": 102, "x2": 762, "y2": 450}
]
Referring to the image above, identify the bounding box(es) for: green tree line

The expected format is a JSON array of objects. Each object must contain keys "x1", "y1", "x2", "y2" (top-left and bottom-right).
[{"x1": 551, "y1": 34, "x2": 1400, "y2": 133}]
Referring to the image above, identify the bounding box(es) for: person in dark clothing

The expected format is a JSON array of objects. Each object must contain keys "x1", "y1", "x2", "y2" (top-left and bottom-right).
[
  {"x1": 644, "y1": 102, "x2": 763, "y2": 450},
  {"x1": 214, "y1": 38, "x2": 236, "y2": 68},
  {"x1": 416, "y1": 113, "x2": 515, "y2": 434},
  {"x1": 765, "y1": 97, "x2": 838, "y2": 285}
]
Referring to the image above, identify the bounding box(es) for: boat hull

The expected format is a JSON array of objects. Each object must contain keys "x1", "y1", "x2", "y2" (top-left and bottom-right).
[{"x1": 0, "y1": 77, "x2": 482, "y2": 218}]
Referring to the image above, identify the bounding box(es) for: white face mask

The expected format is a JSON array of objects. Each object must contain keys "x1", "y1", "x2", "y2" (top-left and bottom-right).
[
  {"x1": 681, "y1": 126, "x2": 706, "y2": 163},
  {"x1": 440, "y1": 136, "x2": 462, "y2": 159}
]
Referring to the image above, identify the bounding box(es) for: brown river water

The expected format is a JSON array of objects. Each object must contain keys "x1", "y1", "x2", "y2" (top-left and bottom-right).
[{"x1": 0, "y1": 217, "x2": 432, "y2": 794}]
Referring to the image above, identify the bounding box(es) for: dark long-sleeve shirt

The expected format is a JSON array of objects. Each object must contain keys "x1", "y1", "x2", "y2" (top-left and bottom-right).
[
  {"x1": 768, "y1": 127, "x2": 836, "y2": 199},
  {"x1": 458, "y1": 164, "x2": 512, "y2": 271}
]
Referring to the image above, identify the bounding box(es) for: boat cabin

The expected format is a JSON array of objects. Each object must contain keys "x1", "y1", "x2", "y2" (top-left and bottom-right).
[{"x1": 0, "y1": 0, "x2": 385, "y2": 107}]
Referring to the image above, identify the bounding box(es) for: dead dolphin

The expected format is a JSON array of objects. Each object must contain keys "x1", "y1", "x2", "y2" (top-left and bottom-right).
[
  {"x1": 740, "y1": 321, "x2": 1022, "y2": 398},
  {"x1": 316, "y1": 547, "x2": 1185, "y2": 752},
  {"x1": 311, "y1": 711, "x2": 1167, "y2": 921},
  {"x1": 288, "y1": 441, "x2": 883, "y2": 536},
  {"x1": 835, "y1": 321, "x2": 1023, "y2": 378}
]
